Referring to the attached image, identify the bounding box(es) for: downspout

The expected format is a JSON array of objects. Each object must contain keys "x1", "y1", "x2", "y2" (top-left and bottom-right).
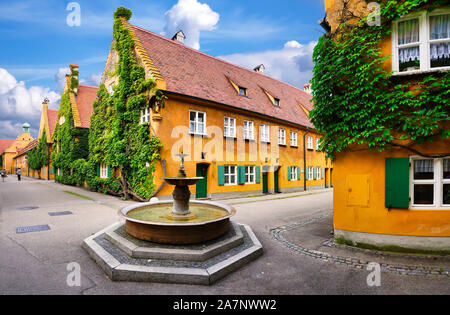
[
  {"x1": 47, "y1": 143, "x2": 50, "y2": 181},
  {"x1": 303, "y1": 127, "x2": 309, "y2": 191}
]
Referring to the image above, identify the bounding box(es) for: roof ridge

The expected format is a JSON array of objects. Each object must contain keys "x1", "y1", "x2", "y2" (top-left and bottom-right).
[
  {"x1": 79, "y1": 84, "x2": 99, "y2": 89},
  {"x1": 131, "y1": 25, "x2": 311, "y2": 98}
]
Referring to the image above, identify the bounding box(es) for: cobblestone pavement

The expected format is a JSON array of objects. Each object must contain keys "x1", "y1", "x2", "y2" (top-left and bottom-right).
[{"x1": 271, "y1": 212, "x2": 450, "y2": 277}]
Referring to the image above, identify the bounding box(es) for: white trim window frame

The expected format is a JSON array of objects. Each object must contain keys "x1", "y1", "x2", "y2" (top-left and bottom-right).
[
  {"x1": 392, "y1": 9, "x2": 450, "y2": 74},
  {"x1": 140, "y1": 107, "x2": 150, "y2": 124},
  {"x1": 278, "y1": 129, "x2": 286, "y2": 145},
  {"x1": 224, "y1": 165, "x2": 237, "y2": 186},
  {"x1": 100, "y1": 164, "x2": 108, "y2": 179},
  {"x1": 244, "y1": 120, "x2": 255, "y2": 140},
  {"x1": 409, "y1": 157, "x2": 450, "y2": 209},
  {"x1": 224, "y1": 117, "x2": 236, "y2": 138},
  {"x1": 189, "y1": 110, "x2": 206, "y2": 135},
  {"x1": 290, "y1": 167, "x2": 298, "y2": 181},
  {"x1": 260, "y1": 124, "x2": 270, "y2": 143},
  {"x1": 308, "y1": 167, "x2": 314, "y2": 181},
  {"x1": 245, "y1": 166, "x2": 255, "y2": 184},
  {"x1": 290, "y1": 132, "x2": 298, "y2": 147},
  {"x1": 307, "y1": 136, "x2": 314, "y2": 150},
  {"x1": 316, "y1": 138, "x2": 321, "y2": 151}
]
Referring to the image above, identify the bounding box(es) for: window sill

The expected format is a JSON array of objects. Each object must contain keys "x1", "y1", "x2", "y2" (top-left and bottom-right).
[
  {"x1": 224, "y1": 136, "x2": 237, "y2": 140},
  {"x1": 244, "y1": 138, "x2": 256, "y2": 142},
  {"x1": 260, "y1": 141, "x2": 271, "y2": 144},
  {"x1": 279, "y1": 144, "x2": 287, "y2": 147},
  {"x1": 189, "y1": 132, "x2": 209, "y2": 138},
  {"x1": 391, "y1": 67, "x2": 450, "y2": 77},
  {"x1": 290, "y1": 145, "x2": 298, "y2": 148}
]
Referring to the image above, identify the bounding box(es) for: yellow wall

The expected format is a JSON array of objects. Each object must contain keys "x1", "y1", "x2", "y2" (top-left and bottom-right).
[
  {"x1": 152, "y1": 94, "x2": 331, "y2": 198},
  {"x1": 334, "y1": 137, "x2": 450, "y2": 237},
  {"x1": 3, "y1": 132, "x2": 34, "y2": 173}
]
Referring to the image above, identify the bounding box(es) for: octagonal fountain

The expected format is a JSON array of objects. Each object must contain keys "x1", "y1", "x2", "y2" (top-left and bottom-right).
[
  {"x1": 119, "y1": 154, "x2": 236, "y2": 244},
  {"x1": 83, "y1": 154, "x2": 262, "y2": 285}
]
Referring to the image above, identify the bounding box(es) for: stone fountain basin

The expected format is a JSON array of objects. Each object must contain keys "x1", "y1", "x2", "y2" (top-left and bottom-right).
[
  {"x1": 161, "y1": 177, "x2": 204, "y2": 186},
  {"x1": 118, "y1": 201, "x2": 237, "y2": 245}
]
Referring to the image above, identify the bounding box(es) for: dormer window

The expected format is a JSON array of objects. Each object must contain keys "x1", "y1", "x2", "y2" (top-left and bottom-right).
[
  {"x1": 392, "y1": 10, "x2": 450, "y2": 73},
  {"x1": 239, "y1": 87, "x2": 247, "y2": 96},
  {"x1": 274, "y1": 98, "x2": 280, "y2": 107}
]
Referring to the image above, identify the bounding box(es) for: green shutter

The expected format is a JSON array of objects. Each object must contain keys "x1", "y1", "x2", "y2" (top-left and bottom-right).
[
  {"x1": 385, "y1": 158, "x2": 410, "y2": 209},
  {"x1": 50, "y1": 167, "x2": 54, "y2": 175},
  {"x1": 305, "y1": 167, "x2": 309, "y2": 180},
  {"x1": 238, "y1": 166, "x2": 245, "y2": 185},
  {"x1": 256, "y1": 166, "x2": 261, "y2": 184},
  {"x1": 321, "y1": 167, "x2": 324, "y2": 179},
  {"x1": 96, "y1": 164, "x2": 100, "y2": 177},
  {"x1": 298, "y1": 167, "x2": 301, "y2": 181},
  {"x1": 218, "y1": 166, "x2": 225, "y2": 186},
  {"x1": 288, "y1": 167, "x2": 292, "y2": 181},
  {"x1": 313, "y1": 167, "x2": 317, "y2": 180},
  {"x1": 107, "y1": 166, "x2": 111, "y2": 178}
]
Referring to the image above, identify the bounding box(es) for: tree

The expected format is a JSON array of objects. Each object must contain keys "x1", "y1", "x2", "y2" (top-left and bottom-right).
[{"x1": 28, "y1": 130, "x2": 49, "y2": 179}]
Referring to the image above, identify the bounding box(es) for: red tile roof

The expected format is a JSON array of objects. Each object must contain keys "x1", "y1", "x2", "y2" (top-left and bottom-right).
[
  {"x1": 47, "y1": 109, "x2": 58, "y2": 139},
  {"x1": 0, "y1": 139, "x2": 15, "y2": 155},
  {"x1": 13, "y1": 139, "x2": 38, "y2": 158},
  {"x1": 75, "y1": 85, "x2": 97, "y2": 128},
  {"x1": 132, "y1": 25, "x2": 314, "y2": 128}
]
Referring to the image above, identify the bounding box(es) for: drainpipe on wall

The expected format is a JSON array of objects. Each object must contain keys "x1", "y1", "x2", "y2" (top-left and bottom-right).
[
  {"x1": 47, "y1": 144, "x2": 50, "y2": 181},
  {"x1": 303, "y1": 127, "x2": 309, "y2": 192}
]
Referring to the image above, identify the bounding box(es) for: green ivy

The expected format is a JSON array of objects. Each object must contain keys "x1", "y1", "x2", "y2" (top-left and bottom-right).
[
  {"x1": 87, "y1": 7, "x2": 163, "y2": 200},
  {"x1": 28, "y1": 130, "x2": 49, "y2": 179},
  {"x1": 51, "y1": 68, "x2": 90, "y2": 186},
  {"x1": 310, "y1": 0, "x2": 449, "y2": 160}
]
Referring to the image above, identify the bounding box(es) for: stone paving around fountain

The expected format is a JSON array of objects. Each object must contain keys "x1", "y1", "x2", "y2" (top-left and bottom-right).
[{"x1": 83, "y1": 222, "x2": 263, "y2": 285}]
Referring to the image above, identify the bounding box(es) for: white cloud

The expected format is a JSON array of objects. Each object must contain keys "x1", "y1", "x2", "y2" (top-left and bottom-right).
[
  {"x1": 162, "y1": 0, "x2": 220, "y2": 50},
  {"x1": 0, "y1": 68, "x2": 60, "y2": 138},
  {"x1": 54, "y1": 67, "x2": 70, "y2": 93},
  {"x1": 218, "y1": 40, "x2": 317, "y2": 89}
]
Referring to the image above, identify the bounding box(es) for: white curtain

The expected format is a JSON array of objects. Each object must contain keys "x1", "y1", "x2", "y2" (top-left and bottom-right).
[
  {"x1": 430, "y1": 14, "x2": 449, "y2": 40},
  {"x1": 430, "y1": 14, "x2": 450, "y2": 61},
  {"x1": 414, "y1": 160, "x2": 434, "y2": 173},
  {"x1": 398, "y1": 19, "x2": 420, "y2": 63},
  {"x1": 444, "y1": 159, "x2": 450, "y2": 172}
]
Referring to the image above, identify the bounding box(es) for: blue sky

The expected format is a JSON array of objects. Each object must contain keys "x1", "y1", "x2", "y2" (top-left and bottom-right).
[{"x1": 0, "y1": 0, "x2": 325, "y2": 138}]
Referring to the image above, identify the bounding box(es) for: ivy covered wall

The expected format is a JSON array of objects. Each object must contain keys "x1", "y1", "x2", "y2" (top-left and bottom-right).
[
  {"x1": 86, "y1": 7, "x2": 163, "y2": 201},
  {"x1": 310, "y1": 0, "x2": 449, "y2": 160}
]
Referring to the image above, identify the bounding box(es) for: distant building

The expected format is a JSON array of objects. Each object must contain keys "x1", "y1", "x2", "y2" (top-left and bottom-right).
[{"x1": 0, "y1": 124, "x2": 34, "y2": 174}]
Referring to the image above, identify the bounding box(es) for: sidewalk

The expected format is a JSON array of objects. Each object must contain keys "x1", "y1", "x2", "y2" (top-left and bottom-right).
[{"x1": 217, "y1": 188, "x2": 333, "y2": 205}]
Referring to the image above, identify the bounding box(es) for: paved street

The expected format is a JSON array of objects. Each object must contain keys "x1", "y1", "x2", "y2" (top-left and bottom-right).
[{"x1": 0, "y1": 176, "x2": 448, "y2": 295}]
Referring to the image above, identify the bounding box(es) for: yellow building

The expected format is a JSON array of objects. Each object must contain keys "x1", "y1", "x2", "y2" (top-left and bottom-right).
[
  {"x1": 100, "y1": 18, "x2": 332, "y2": 200},
  {"x1": 13, "y1": 99, "x2": 58, "y2": 179},
  {"x1": 0, "y1": 124, "x2": 34, "y2": 174},
  {"x1": 323, "y1": 0, "x2": 450, "y2": 253}
]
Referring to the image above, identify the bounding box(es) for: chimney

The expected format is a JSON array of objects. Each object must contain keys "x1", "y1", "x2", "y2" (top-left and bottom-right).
[
  {"x1": 172, "y1": 30, "x2": 186, "y2": 44},
  {"x1": 303, "y1": 83, "x2": 312, "y2": 94},
  {"x1": 253, "y1": 64, "x2": 265, "y2": 74}
]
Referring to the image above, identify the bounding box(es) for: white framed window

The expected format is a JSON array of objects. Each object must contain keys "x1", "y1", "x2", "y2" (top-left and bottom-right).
[
  {"x1": 244, "y1": 121, "x2": 255, "y2": 140},
  {"x1": 189, "y1": 110, "x2": 206, "y2": 135},
  {"x1": 245, "y1": 166, "x2": 255, "y2": 184},
  {"x1": 290, "y1": 167, "x2": 298, "y2": 181},
  {"x1": 260, "y1": 124, "x2": 270, "y2": 143},
  {"x1": 392, "y1": 9, "x2": 450, "y2": 74},
  {"x1": 224, "y1": 117, "x2": 236, "y2": 138},
  {"x1": 224, "y1": 165, "x2": 237, "y2": 185},
  {"x1": 316, "y1": 138, "x2": 321, "y2": 151},
  {"x1": 100, "y1": 164, "x2": 108, "y2": 179},
  {"x1": 307, "y1": 136, "x2": 313, "y2": 150},
  {"x1": 308, "y1": 167, "x2": 314, "y2": 181},
  {"x1": 290, "y1": 132, "x2": 298, "y2": 147},
  {"x1": 108, "y1": 83, "x2": 114, "y2": 95},
  {"x1": 274, "y1": 98, "x2": 280, "y2": 107},
  {"x1": 140, "y1": 107, "x2": 150, "y2": 124},
  {"x1": 315, "y1": 167, "x2": 322, "y2": 179},
  {"x1": 278, "y1": 129, "x2": 286, "y2": 145},
  {"x1": 239, "y1": 87, "x2": 247, "y2": 96},
  {"x1": 410, "y1": 157, "x2": 450, "y2": 209}
]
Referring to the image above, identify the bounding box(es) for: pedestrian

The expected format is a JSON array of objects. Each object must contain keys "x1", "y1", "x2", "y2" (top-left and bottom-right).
[
  {"x1": 1, "y1": 170, "x2": 6, "y2": 182},
  {"x1": 17, "y1": 168, "x2": 21, "y2": 181}
]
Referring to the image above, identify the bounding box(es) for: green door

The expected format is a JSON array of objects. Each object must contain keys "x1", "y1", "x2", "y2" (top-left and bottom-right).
[
  {"x1": 196, "y1": 164, "x2": 208, "y2": 199},
  {"x1": 262, "y1": 172, "x2": 269, "y2": 194},
  {"x1": 274, "y1": 168, "x2": 280, "y2": 193}
]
